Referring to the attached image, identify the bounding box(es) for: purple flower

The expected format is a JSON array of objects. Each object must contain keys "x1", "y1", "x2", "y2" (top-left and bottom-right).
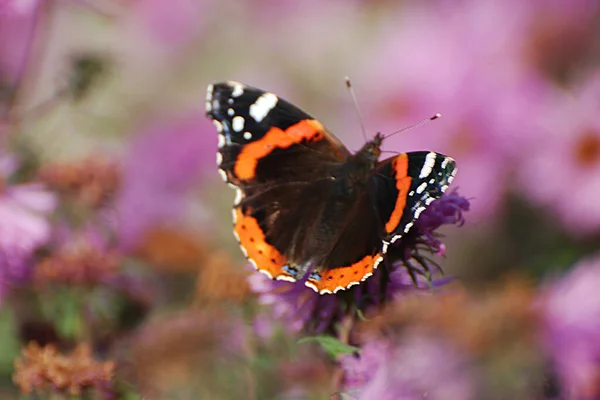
[
  {"x1": 0, "y1": 153, "x2": 56, "y2": 299},
  {"x1": 249, "y1": 192, "x2": 469, "y2": 334},
  {"x1": 342, "y1": 339, "x2": 390, "y2": 392},
  {"x1": 357, "y1": 1, "x2": 548, "y2": 221},
  {"x1": 0, "y1": 0, "x2": 43, "y2": 86},
  {"x1": 342, "y1": 335, "x2": 476, "y2": 400},
  {"x1": 541, "y1": 253, "x2": 600, "y2": 399},
  {"x1": 124, "y1": 0, "x2": 208, "y2": 50},
  {"x1": 115, "y1": 113, "x2": 215, "y2": 249},
  {"x1": 517, "y1": 73, "x2": 600, "y2": 236}
]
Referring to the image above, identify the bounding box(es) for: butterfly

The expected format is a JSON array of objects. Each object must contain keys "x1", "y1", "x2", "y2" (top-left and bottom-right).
[{"x1": 206, "y1": 81, "x2": 456, "y2": 294}]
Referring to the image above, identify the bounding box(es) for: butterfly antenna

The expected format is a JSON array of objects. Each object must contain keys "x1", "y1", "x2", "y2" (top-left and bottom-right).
[
  {"x1": 345, "y1": 77, "x2": 368, "y2": 142},
  {"x1": 383, "y1": 113, "x2": 441, "y2": 140}
]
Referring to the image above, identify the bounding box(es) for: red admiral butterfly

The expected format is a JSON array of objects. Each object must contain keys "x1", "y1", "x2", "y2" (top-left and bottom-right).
[{"x1": 206, "y1": 81, "x2": 457, "y2": 294}]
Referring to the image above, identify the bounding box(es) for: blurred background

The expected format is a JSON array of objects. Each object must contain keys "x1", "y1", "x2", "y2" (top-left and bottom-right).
[{"x1": 1, "y1": 0, "x2": 600, "y2": 399}]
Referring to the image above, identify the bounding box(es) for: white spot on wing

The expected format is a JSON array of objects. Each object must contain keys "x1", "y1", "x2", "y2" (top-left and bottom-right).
[
  {"x1": 360, "y1": 272, "x2": 373, "y2": 282},
  {"x1": 243, "y1": 131, "x2": 253, "y2": 140},
  {"x1": 232, "y1": 116, "x2": 245, "y2": 132},
  {"x1": 218, "y1": 134, "x2": 225, "y2": 148},
  {"x1": 305, "y1": 281, "x2": 318, "y2": 292},
  {"x1": 234, "y1": 188, "x2": 243, "y2": 205},
  {"x1": 419, "y1": 152, "x2": 437, "y2": 178},
  {"x1": 231, "y1": 82, "x2": 244, "y2": 97},
  {"x1": 441, "y1": 157, "x2": 450, "y2": 169},
  {"x1": 205, "y1": 101, "x2": 212, "y2": 112},
  {"x1": 250, "y1": 93, "x2": 278, "y2": 122},
  {"x1": 227, "y1": 108, "x2": 234, "y2": 116},
  {"x1": 218, "y1": 169, "x2": 227, "y2": 181},
  {"x1": 382, "y1": 241, "x2": 390, "y2": 254},
  {"x1": 206, "y1": 84, "x2": 214, "y2": 101},
  {"x1": 257, "y1": 265, "x2": 274, "y2": 279},
  {"x1": 212, "y1": 120, "x2": 223, "y2": 132},
  {"x1": 416, "y1": 182, "x2": 428, "y2": 194},
  {"x1": 372, "y1": 256, "x2": 383, "y2": 270},
  {"x1": 216, "y1": 152, "x2": 223, "y2": 165},
  {"x1": 276, "y1": 275, "x2": 296, "y2": 282}
]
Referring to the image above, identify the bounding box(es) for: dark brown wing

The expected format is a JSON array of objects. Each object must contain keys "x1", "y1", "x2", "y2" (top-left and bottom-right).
[{"x1": 206, "y1": 81, "x2": 350, "y2": 282}]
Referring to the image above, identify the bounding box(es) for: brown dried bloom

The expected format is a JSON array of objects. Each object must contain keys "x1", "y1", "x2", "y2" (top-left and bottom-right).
[
  {"x1": 135, "y1": 227, "x2": 207, "y2": 273},
  {"x1": 34, "y1": 244, "x2": 121, "y2": 287},
  {"x1": 362, "y1": 277, "x2": 538, "y2": 355},
  {"x1": 39, "y1": 157, "x2": 120, "y2": 208},
  {"x1": 195, "y1": 250, "x2": 250, "y2": 304},
  {"x1": 13, "y1": 342, "x2": 116, "y2": 398}
]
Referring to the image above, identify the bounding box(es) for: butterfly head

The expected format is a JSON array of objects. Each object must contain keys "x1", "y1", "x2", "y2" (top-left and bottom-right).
[{"x1": 355, "y1": 132, "x2": 384, "y2": 166}]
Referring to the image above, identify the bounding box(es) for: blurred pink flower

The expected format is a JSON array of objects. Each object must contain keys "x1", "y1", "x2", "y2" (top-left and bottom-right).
[
  {"x1": 517, "y1": 0, "x2": 600, "y2": 82},
  {"x1": 517, "y1": 73, "x2": 600, "y2": 236},
  {"x1": 360, "y1": 1, "x2": 548, "y2": 220},
  {"x1": 126, "y1": 0, "x2": 208, "y2": 49},
  {"x1": 115, "y1": 113, "x2": 215, "y2": 249},
  {"x1": 0, "y1": 153, "x2": 56, "y2": 297},
  {"x1": 342, "y1": 339, "x2": 389, "y2": 392},
  {"x1": 541, "y1": 253, "x2": 600, "y2": 399},
  {"x1": 0, "y1": 0, "x2": 43, "y2": 85},
  {"x1": 342, "y1": 336, "x2": 476, "y2": 400}
]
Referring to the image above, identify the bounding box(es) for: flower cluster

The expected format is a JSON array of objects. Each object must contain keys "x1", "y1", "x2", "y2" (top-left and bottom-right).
[
  {"x1": 39, "y1": 157, "x2": 120, "y2": 209},
  {"x1": 13, "y1": 342, "x2": 116, "y2": 398}
]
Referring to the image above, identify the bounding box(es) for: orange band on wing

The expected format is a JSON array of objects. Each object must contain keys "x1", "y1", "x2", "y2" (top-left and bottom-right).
[
  {"x1": 234, "y1": 119, "x2": 325, "y2": 180},
  {"x1": 385, "y1": 154, "x2": 412, "y2": 233},
  {"x1": 233, "y1": 208, "x2": 290, "y2": 279},
  {"x1": 305, "y1": 253, "x2": 382, "y2": 294}
]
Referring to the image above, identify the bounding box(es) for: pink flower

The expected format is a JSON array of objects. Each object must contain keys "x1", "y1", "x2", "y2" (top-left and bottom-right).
[
  {"x1": 541, "y1": 253, "x2": 600, "y2": 399},
  {"x1": 517, "y1": 73, "x2": 600, "y2": 235},
  {"x1": 359, "y1": 1, "x2": 548, "y2": 220},
  {"x1": 342, "y1": 336, "x2": 476, "y2": 400},
  {"x1": 0, "y1": 0, "x2": 43, "y2": 85},
  {"x1": 115, "y1": 113, "x2": 215, "y2": 249},
  {"x1": 0, "y1": 153, "x2": 56, "y2": 297},
  {"x1": 125, "y1": 0, "x2": 208, "y2": 49}
]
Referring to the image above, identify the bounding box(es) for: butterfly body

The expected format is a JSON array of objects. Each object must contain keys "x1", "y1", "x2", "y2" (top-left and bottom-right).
[{"x1": 206, "y1": 81, "x2": 456, "y2": 294}]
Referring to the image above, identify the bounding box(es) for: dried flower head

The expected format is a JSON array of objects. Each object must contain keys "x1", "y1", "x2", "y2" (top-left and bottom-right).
[
  {"x1": 361, "y1": 277, "x2": 538, "y2": 355},
  {"x1": 13, "y1": 342, "x2": 116, "y2": 398},
  {"x1": 39, "y1": 157, "x2": 120, "y2": 209},
  {"x1": 195, "y1": 250, "x2": 250, "y2": 304},
  {"x1": 345, "y1": 278, "x2": 547, "y2": 399},
  {"x1": 125, "y1": 309, "x2": 248, "y2": 398},
  {"x1": 34, "y1": 242, "x2": 121, "y2": 287}
]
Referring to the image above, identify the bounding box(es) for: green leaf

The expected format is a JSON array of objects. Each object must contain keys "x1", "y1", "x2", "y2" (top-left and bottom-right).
[{"x1": 295, "y1": 335, "x2": 360, "y2": 358}]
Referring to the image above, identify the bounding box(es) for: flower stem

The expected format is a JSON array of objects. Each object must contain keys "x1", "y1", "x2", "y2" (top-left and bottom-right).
[{"x1": 331, "y1": 312, "x2": 356, "y2": 400}]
